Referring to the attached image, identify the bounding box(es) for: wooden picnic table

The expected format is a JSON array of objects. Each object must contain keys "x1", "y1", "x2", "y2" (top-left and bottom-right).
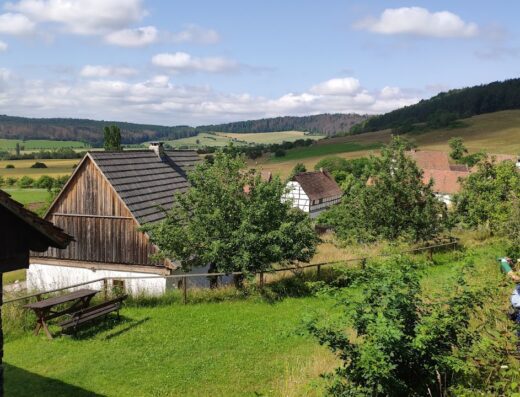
[{"x1": 24, "y1": 288, "x2": 99, "y2": 339}]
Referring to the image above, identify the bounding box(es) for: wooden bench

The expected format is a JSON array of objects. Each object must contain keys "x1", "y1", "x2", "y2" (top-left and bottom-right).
[{"x1": 59, "y1": 295, "x2": 128, "y2": 334}]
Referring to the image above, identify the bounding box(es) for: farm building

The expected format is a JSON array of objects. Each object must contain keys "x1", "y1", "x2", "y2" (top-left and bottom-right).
[
  {"x1": 28, "y1": 143, "x2": 201, "y2": 295},
  {"x1": 283, "y1": 170, "x2": 342, "y2": 218}
]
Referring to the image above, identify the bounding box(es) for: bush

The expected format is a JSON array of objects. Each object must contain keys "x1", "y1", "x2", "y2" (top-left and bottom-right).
[
  {"x1": 16, "y1": 176, "x2": 35, "y2": 188},
  {"x1": 5, "y1": 164, "x2": 14, "y2": 169},
  {"x1": 6, "y1": 177, "x2": 17, "y2": 186},
  {"x1": 308, "y1": 256, "x2": 485, "y2": 396},
  {"x1": 35, "y1": 175, "x2": 55, "y2": 190},
  {"x1": 30, "y1": 161, "x2": 47, "y2": 168},
  {"x1": 274, "y1": 149, "x2": 286, "y2": 157}
]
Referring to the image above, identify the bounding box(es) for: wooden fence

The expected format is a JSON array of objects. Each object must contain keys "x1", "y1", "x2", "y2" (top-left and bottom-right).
[{"x1": 3, "y1": 238, "x2": 459, "y2": 305}]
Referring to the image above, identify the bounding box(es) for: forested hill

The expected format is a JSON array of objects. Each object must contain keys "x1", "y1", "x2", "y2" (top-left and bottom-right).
[
  {"x1": 198, "y1": 113, "x2": 368, "y2": 136},
  {"x1": 353, "y1": 78, "x2": 520, "y2": 133},
  {"x1": 0, "y1": 115, "x2": 196, "y2": 145}
]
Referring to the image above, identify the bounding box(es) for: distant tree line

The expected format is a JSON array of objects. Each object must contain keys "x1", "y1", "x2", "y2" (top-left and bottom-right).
[
  {"x1": 351, "y1": 78, "x2": 520, "y2": 134},
  {"x1": 197, "y1": 113, "x2": 368, "y2": 136},
  {"x1": 0, "y1": 147, "x2": 85, "y2": 160}
]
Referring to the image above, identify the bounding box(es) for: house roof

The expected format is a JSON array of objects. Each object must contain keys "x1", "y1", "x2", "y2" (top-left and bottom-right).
[
  {"x1": 0, "y1": 189, "x2": 74, "y2": 250},
  {"x1": 293, "y1": 171, "x2": 343, "y2": 200},
  {"x1": 407, "y1": 150, "x2": 451, "y2": 170},
  {"x1": 422, "y1": 169, "x2": 468, "y2": 195},
  {"x1": 89, "y1": 150, "x2": 199, "y2": 224}
]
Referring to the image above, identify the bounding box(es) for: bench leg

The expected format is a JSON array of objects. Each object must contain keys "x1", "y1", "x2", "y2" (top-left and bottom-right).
[
  {"x1": 42, "y1": 320, "x2": 53, "y2": 340},
  {"x1": 34, "y1": 321, "x2": 42, "y2": 336}
]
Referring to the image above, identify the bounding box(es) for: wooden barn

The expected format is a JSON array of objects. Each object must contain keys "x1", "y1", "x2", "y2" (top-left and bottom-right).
[
  {"x1": 29, "y1": 143, "x2": 200, "y2": 295},
  {"x1": 282, "y1": 170, "x2": 343, "y2": 218}
]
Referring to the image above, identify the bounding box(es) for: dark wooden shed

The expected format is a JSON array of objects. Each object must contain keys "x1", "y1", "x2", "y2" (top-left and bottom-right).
[{"x1": 0, "y1": 190, "x2": 73, "y2": 394}]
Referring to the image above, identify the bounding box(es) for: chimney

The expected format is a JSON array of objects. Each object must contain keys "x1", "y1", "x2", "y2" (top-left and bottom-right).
[{"x1": 149, "y1": 141, "x2": 165, "y2": 158}]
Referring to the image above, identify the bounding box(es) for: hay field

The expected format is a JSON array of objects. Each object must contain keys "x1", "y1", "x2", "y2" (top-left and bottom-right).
[
  {"x1": 217, "y1": 131, "x2": 325, "y2": 144},
  {"x1": 0, "y1": 159, "x2": 78, "y2": 178}
]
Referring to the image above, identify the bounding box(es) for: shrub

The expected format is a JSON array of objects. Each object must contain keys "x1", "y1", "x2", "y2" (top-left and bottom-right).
[
  {"x1": 16, "y1": 176, "x2": 35, "y2": 188},
  {"x1": 274, "y1": 149, "x2": 286, "y2": 157},
  {"x1": 5, "y1": 164, "x2": 14, "y2": 169},
  {"x1": 30, "y1": 161, "x2": 47, "y2": 168},
  {"x1": 308, "y1": 256, "x2": 485, "y2": 396},
  {"x1": 6, "y1": 177, "x2": 17, "y2": 186},
  {"x1": 35, "y1": 175, "x2": 55, "y2": 190}
]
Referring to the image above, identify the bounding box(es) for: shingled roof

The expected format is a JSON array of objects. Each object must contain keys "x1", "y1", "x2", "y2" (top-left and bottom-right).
[
  {"x1": 407, "y1": 150, "x2": 451, "y2": 170},
  {"x1": 89, "y1": 150, "x2": 199, "y2": 224},
  {"x1": 293, "y1": 171, "x2": 343, "y2": 201}
]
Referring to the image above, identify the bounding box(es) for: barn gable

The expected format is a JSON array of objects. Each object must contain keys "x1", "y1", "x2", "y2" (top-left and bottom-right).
[{"x1": 35, "y1": 149, "x2": 199, "y2": 268}]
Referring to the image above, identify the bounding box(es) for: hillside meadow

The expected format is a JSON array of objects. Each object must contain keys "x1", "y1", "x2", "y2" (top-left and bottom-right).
[
  {"x1": 3, "y1": 237, "x2": 517, "y2": 396},
  {"x1": 0, "y1": 139, "x2": 88, "y2": 152}
]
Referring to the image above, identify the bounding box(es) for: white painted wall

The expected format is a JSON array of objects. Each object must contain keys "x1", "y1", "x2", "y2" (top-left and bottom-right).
[
  {"x1": 435, "y1": 193, "x2": 453, "y2": 207},
  {"x1": 282, "y1": 181, "x2": 310, "y2": 212},
  {"x1": 28, "y1": 263, "x2": 171, "y2": 296}
]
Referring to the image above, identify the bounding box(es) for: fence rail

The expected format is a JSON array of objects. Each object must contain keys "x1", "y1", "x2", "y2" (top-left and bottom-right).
[{"x1": 3, "y1": 239, "x2": 458, "y2": 305}]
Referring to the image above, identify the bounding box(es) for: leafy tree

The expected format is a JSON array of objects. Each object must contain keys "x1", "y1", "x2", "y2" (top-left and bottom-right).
[
  {"x1": 449, "y1": 137, "x2": 468, "y2": 160},
  {"x1": 308, "y1": 256, "x2": 484, "y2": 396},
  {"x1": 15, "y1": 142, "x2": 20, "y2": 156},
  {"x1": 319, "y1": 138, "x2": 447, "y2": 242},
  {"x1": 274, "y1": 149, "x2": 286, "y2": 157},
  {"x1": 454, "y1": 158, "x2": 520, "y2": 232},
  {"x1": 290, "y1": 162, "x2": 306, "y2": 178},
  {"x1": 146, "y1": 151, "x2": 318, "y2": 285},
  {"x1": 6, "y1": 177, "x2": 17, "y2": 186},
  {"x1": 35, "y1": 175, "x2": 55, "y2": 190},
  {"x1": 103, "y1": 125, "x2": 122, "y2": 151},
  {"x1": 5, "y1": 164, "x2": 14, "y2": 169},
  {"x1": 30, "y1": 161, "x2": 47, "y2": 168},
  {"x1": 314, "y1": 156, "x2": 373, "y2": 186}
]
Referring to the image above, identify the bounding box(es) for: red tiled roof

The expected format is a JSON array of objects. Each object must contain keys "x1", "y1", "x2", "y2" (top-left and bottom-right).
[
  {"x1": 293, "y1": 171, "x2": 343, "y2": 200},
  {"x1": 422, "y1": 169, "x2": 469, "y2": 195},
  {"x1": 407, "y1": 150, "x2": 450, "y2": 170}
]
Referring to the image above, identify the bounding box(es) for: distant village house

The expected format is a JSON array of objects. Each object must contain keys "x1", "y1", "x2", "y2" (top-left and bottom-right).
[{"x1": 283, "y1": 170, "x2": 342, "y2": 218}]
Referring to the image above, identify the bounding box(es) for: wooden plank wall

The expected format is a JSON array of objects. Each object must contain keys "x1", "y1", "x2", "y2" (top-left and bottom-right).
[{"x1": 37, "y1": 157, "x2": 160, "y2": 266}]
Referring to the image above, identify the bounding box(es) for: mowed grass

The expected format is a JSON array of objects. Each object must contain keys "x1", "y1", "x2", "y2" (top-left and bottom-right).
[
  {"x1": 2, "y1": 188, "x2": 50, "y2": 205},
  {"x1": 0, "y1": 159, "x2": 77, "y2": 178},
  {"x1": 3, "y1": 237, "x2": 514, "y2": 396},
  {"x1": 0, "y1": 139, "x2": 88, "y2": 151},
  {"x1": 5, "y1": 296, "x2": 336, "y2": 397}
]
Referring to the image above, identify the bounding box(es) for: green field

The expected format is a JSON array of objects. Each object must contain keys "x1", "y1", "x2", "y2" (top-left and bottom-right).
[
  {"x1": 3, "y1": 238, "x2": 515, "y2": 396},
  {"x1": 254, "y1": 110, "x2": 520, "y2": 178},
  {"x1": 0, "y1": 159, "x2": 77, "y2": 178},
  {"x1": 165, "y1": 131, "x2": 324, "y2": 149},
  {"x1": 2, "y1": 188, "x2": 50, "y2": 205},
  {"x1": 0, "y1": 139, "x2": 89, "y2": 152}
]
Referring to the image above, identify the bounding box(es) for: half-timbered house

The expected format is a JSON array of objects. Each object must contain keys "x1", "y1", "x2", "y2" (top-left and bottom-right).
[
  {"x1": 283, "y1": 170, "x2": 343, "y2": 218},
  {"x1": 28, "y1": 143, "x2": 200, "y2": 295}
]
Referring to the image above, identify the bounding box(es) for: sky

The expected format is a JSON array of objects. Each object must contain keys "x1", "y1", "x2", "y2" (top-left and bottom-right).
[{"x1": 0, "y1": 0, "x2": 519, "y2": 126}]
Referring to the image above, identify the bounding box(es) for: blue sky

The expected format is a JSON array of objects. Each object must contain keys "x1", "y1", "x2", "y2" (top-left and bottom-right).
[{"x1": 0, "y1": 0, "x2": 518, "y2": 125}]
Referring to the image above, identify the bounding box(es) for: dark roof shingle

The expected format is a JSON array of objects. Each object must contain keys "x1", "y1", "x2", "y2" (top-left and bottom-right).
[
  {"x1": 89, "y1": 150, "x2": 199, "y2": 224},
  {"x1": 293, "y1": 171, "x2": 343, "y2": 200}
]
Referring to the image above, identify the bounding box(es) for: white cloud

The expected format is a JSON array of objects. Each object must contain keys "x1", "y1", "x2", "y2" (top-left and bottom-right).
[
  {"x1": 0, "y1": 41, "x2": 7, "y2": 51},
  {"x1": 6, "y1": 0, "x2": 145, "y2": 35},
  {"x1": 80, "y1": 65, "x2": 138, "y2": 78},
  {"x1": 152, "y1": 52, "x2": 240, "y2": 73},
  {"x1": 169, "y1": 24, "x2": 220, "y2": 44},
  {"x1": 355, "y1": 7, "x2": 478, "y2": 38},
  {"x1": 0, "y1": 13, "x2": 35, "y2": 35},
  {"x1": 0, "y1": 71, "x2": 423, "y2": 125},
  {"x1": 104, "y1": 26, "x2": 158, "y2": 47},
  {"x1": 310, "y1": 77, "x2": 361, "y2": 95}
]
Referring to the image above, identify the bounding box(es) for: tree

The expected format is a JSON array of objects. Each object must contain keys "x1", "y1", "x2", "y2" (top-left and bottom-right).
[
  {"x1": 30, "y1": 162, "x2": 47, "y2": 168},
  {"x1": 103, "y1": 125, "x2": 122, "y2": 151},
  {"x1": 146, "y1": 151, "x2": 318, "y2": 286},
  {"x1": 290, "y1": 163, "x2": 306, "y2": 178},
  {"x1": 35, "y1": 175, "x2": 55, "y2": 191},
  {"x1": 308, "y1": 256, "x2": 483, "y2": 396},
  {"x1": 319, "y1": 137, "x2": 447, "y2": 242},
  {"x1": 17, "y1": 176, "x2": 34, "y2": 188},
  {"x1": 15, "y1": 142, "x2": 20, "y2": 156},
  {"x1": 449, "y1": 137, "x2": 468, "y2": 160}
]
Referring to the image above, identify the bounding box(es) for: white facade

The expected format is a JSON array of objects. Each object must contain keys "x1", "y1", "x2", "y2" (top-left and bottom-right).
[
  {"x1": 283, "y1": 181, "x2": 310, "y2": 213},
  {"x1": 283, "y1": 181, "x2": 342, "y2": 218},
  {"x1": 28, "y1": 263, "x2": 172, "y2": 296}
]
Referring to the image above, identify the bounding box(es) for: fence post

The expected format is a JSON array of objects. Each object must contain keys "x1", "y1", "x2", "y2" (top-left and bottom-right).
[
  {"x1": 361, "y1": 258, "x2": 367, "y2": 270},
  {"x1": 317, "y1": 265, "x2": 321, "y2": 278},
  {"x1": 428, "y1": 247, "x2": 433, "y2": 261},
  {"x1": 103, "y1": 279, "x2": 108, "y2": 301},
  {"x1": 182, "y1": 276, "x2": 187, "y2": 305},
  {"x1": 259, "y1": 271, "x2": 264, "y2": 291}
]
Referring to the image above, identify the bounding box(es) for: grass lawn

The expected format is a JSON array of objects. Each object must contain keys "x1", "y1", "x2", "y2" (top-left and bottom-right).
[
  {"x1": 0, "y1": 159, "x2": 77, "y2": 179},
  {"x1": 3, "y1": 237, "x2": 516, "y2": 396},
  {"x1": 2, "y1": 188, "x2": 50, "y2": 205},
  {"x1": 3, "y1": 269, "x2": 26, "y2": 285},
  {"x1": 0, "y1": 139, "x2": 89, "y2": 152},
  {"x1": 5, "y1": 296, "x2": 336, "y2": 397}
]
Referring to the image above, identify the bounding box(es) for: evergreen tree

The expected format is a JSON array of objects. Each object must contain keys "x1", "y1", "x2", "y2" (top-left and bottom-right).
[{"x1": 103, "y1": 125, "x2": 122, "y2": 151}]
